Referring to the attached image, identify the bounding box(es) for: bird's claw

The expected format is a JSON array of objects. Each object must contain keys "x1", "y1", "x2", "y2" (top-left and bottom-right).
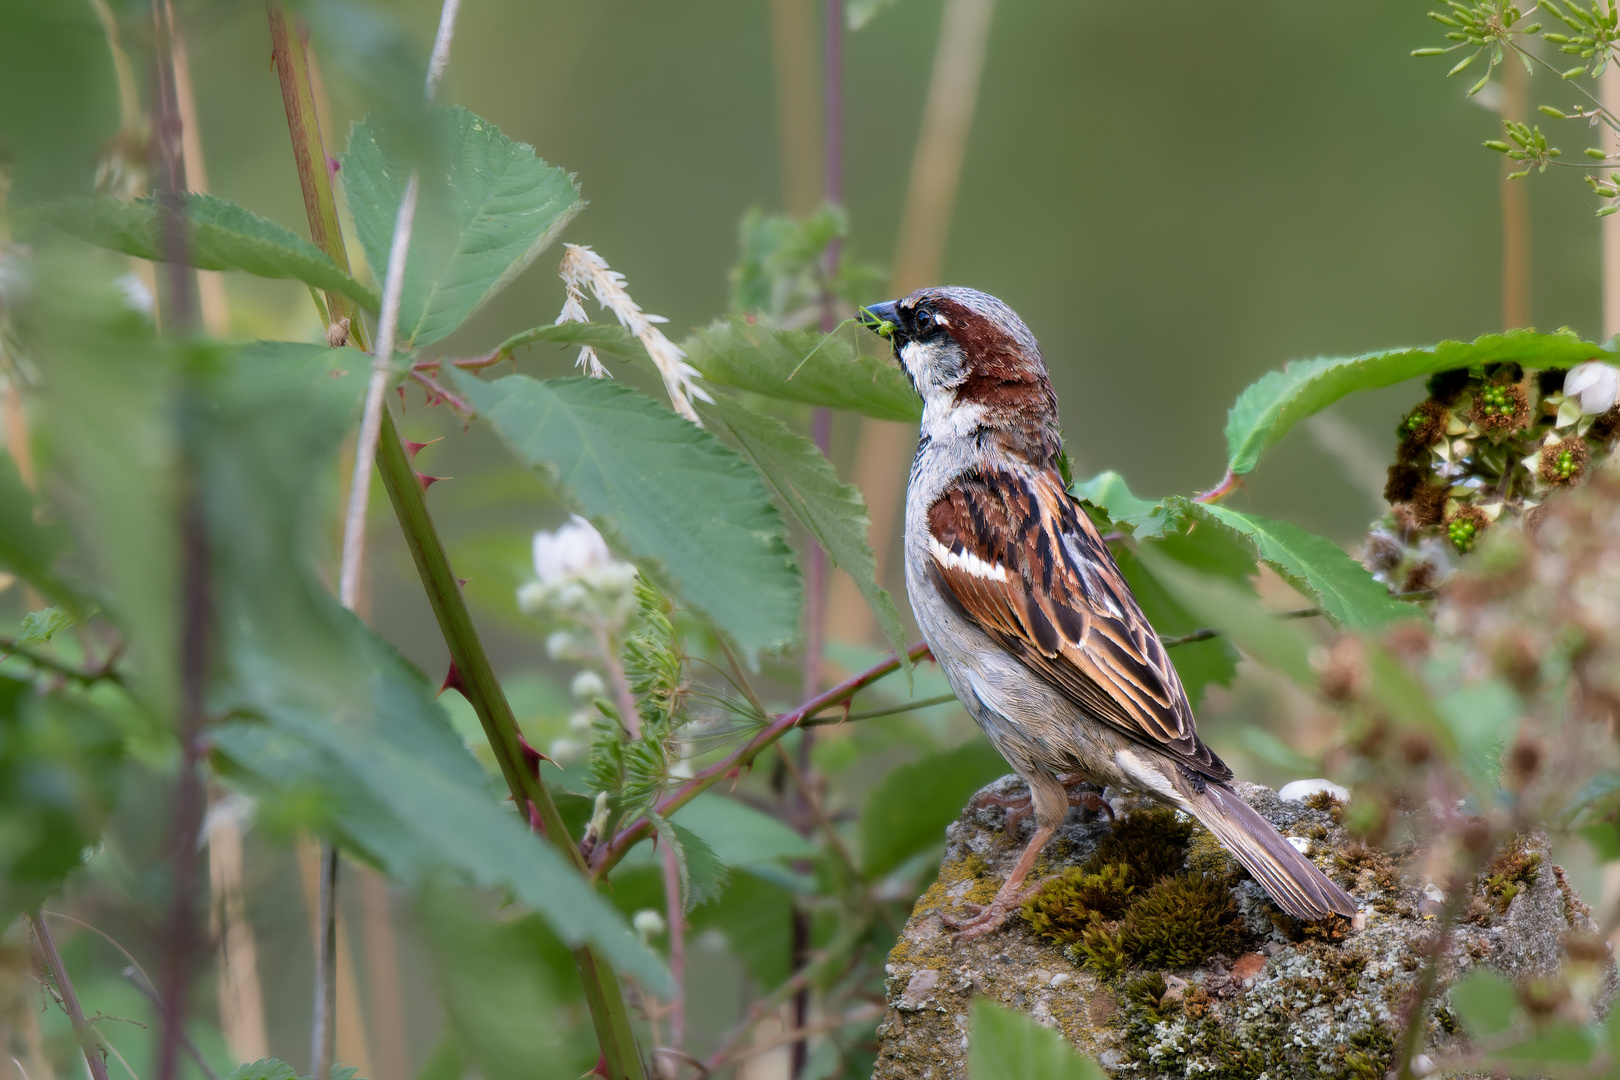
[{"x1": 939, "y1": 880, "x2": 1047, "y2": 941}]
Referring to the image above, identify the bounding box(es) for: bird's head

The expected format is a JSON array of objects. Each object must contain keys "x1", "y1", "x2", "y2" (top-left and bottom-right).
[{"x1": 859, "y1": 287, "x2": 1059, "y2": 453}]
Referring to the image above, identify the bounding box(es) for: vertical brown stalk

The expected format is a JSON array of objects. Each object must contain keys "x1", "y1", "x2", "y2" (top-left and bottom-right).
[
  {"x1": 825, "y1": 0, "x2": 997, "y2": 645},
  {"x1": 357, "y1": 870, "x2": 408, "y2": 1080},
  {"x1": 150, "y1": 5, "x2": 206, "y2": 1080},
  {"x1": 207, "y1": 803, "x2": 270, "y2": 1062},
  {"x1": 1501, "y1": 55, "x2": 1530, "y2": 330}
]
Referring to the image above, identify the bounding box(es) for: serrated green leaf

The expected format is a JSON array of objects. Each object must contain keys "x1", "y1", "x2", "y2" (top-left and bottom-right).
[
  {"x1": 14, "y1": 607, "x2": 75, "y2": 648},
  {"x1": 861, "y1": 738, "x2": 1007, "y2": 878},
  {"x1": 699, "y1": 393, "x2": 910, "y2": 675},
  {"x1": 1070, "y1": 470, "x2": 1160, "y2": 531},
  {"x1": 684, "y1": 316, "x2": 921, "y2": 422},
  {"x1": 495, "y1": 321, "x2": 644, "y2": 360},
  {"x1": 649, "y1": 814, "x2": 729, "y2": 911},
  {"x1": 35, "y1": 193, "x2": 377, "y2": 311},
  {"x1": 222, "y1": 1060, "x2": 303, "y2": 1080},
  {"x1": 969, "y1": 998, "x2": 1107, "y2": 1080},
  {"x1": 1223, "y1": 330, "x2": 1606, "y2": 475},
  {"x1": 1181, "y1": 502, "x2": 1416, "y2": 630},
  {"x1": 447, "y1": 372, "x2": 802, "y2": 658},
  {"x1": 342, "y1": 106, "x2": 582, "y2": 349}
]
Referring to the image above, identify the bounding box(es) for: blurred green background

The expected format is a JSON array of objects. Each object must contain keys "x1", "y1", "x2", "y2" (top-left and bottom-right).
[{"x1": 2, "y1": 0, "x2": 1608, "y2": 1075}]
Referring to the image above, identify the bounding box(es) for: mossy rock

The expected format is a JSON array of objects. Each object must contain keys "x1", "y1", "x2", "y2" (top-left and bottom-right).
[{"x1": 871, "y1": 776, "x2": 1615, "y2": 1080}]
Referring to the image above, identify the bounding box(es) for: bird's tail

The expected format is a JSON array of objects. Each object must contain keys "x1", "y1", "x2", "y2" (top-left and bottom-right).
[{"x1": 1180, "y1": 780, "x2": 1357, "y2": 921}]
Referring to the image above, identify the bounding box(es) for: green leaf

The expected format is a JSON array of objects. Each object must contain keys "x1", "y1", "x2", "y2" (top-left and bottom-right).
[
  {"x1": 447, "y1": 372, "x2": 802, "y2": 658},
  {"x1": 699, "y1": 393, "x2": 910, "y2": 674},
  {"x1": 1445, "y1": 971, "x2": 1516, "y2": 1036},
  {"x1": 1071, "y1": 471, "x2": 1160, "y2": 531},
  {"x1": 35, "y1": 193, "x2": 377, "y2": 311},
  {"x1": 14, "y1": 607, "x2": 76, "y2": 648},
  {"x1": 674, "y1": 792, "x2": 818, "y2": 867},
  {"x1": 415, "y1": 883, "x2": 586, "y2": 1080},
  {"x1": 687, "y1": 871, "x2": 794, "y2": 987},
  {"x1": 862, "y1": 738, "x2": 1007, "y2": 878},
  {"x1": 848, "y1": 0, "x2": 904, "y2": 30},
  {"x1": 342, "y1": 106, "x2": 583, "y2": 349},
  {"x1": 1580, "y1": 821, "x2": 1620, "y2": 861},
  {"x1": 495, "y1": 321, "x2": 644, "y2": 360},
  {"x1": 969, "y1": 998, "x2": 1107, "y2": 1080},
  {"x1": 1180, "y1": 502, "x2": 1415, "y2": 630},
  {"x1": 1493, "y1": 1023, "x2": 1597, "y2": 1063},
  {"x1": 1223, "y1": 329, "x2": 1606, "y2": 476},
  {"x1": 683, "y1": 316, "x2": 922, "y2": 422},
  {"x1": 222, "y1": 1060, "x2": 303, "y2": 1080},
  {"x1": 647, "y1": 815, "x2": 729, "y2": 911},
  {"x1": 191, "y1": 341, "x2": 669, "y2": 994},
  {"x1": 0, "y1": 680, "x2": 124, "y2": 923}
]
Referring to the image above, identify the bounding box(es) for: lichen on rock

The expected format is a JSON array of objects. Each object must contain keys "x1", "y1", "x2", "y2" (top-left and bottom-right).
[{"x1": 871, "y1": 776, "x2": 1613, "y2": 1080}]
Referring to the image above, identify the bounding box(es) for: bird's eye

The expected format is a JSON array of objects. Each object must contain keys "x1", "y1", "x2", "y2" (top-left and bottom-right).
[{"x1": 911, "y1": 303, "x2": 935, "y2": 331}]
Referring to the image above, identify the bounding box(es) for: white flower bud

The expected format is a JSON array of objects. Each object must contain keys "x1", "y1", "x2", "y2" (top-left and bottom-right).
[
  {"x1": 632, "y1": 909, "x2": 666, "y2": 941},
  {"x1": 515, "y1": 581, "x2": 548, "y2": 615},
  {"x1": 547, "y1": 738, "x2": 585, "y2": 765},
  {"x1": 532, "y1": 515, "x2": 612, "y2": 585},
  {"x1": 546, "y1": 630, "x2": 584, "y2": 661},
  {"x1": 571, "y1": 669, "x2": 606, "y2": 701},
  {"x1": 1565, "y1": 360, "x2": 1620, "y2": 415},
  {"x1": 568, "y1": 709, "x2": 595, "y2": 733}
]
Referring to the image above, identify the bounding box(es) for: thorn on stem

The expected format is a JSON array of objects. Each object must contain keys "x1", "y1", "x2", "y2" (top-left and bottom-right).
[
  {"x1": 415, "y1": 471, "x2": 447, "y2": 492},
  {"x1": 527, "y1": 800, "x2": 547, "y2": 837},
  {"x1": 438, "y1": 659, "x2": 468, "y2": 698},
  {"x1": 455, "y1": 577, "x2": 470, "y2": 590},
  {"x1": 404, "y1": 437, "x2": 442, "y2": 460},
  {"x1": 517, "y1": 734, "x2": 551, "y2": 779}
]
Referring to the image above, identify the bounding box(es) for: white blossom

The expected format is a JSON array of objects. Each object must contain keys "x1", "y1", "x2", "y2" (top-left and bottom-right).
[
  {"x1": 1565, "y1": 360, "x2": 1620, "y2": 415},
  {"x1": 558, "y1": 244, "x2": 712, "y2": 423},
  {"x1": 533, "y1": 514, "x2": 612, "y2": 584},
  {"x1": 632, "y1": 909, "x2": 666, "y2": 941},
  {"x1": 570, "y1": 669, "x2": 606, "y2": 701}
]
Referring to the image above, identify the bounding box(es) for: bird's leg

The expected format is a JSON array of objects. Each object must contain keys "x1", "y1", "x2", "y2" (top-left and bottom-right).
[
  {"x1": 971, "y1": 774, "x2": 1112, "y2": 828},
  {"x1": 939, "y1": 823, "x2": 1055, "y2": 940}
]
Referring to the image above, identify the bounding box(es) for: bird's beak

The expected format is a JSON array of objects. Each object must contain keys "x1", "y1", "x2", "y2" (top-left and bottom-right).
[{"x1": 857, "y1": 300, "x2": 901, "y2": 340}]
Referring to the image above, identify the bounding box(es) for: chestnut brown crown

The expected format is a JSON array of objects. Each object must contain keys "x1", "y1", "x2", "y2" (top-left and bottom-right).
[{"x1": 861, "y1": 286, "x2": 1061, "y2": 463}]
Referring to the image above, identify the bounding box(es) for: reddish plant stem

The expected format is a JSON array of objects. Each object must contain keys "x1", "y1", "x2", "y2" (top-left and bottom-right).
[
  {"x1": 659, "y1": 846, "x2": 685, "y2": 1052},
  {"x1": 1195, "y1": 470, "x2": 1241, "y2": 504},
  {"x1": 150, "y1": 5, "x2": 207, "y2": 1080},
  {"x1": 589, "y1": 642, "x2": 931, "y2": 881}
]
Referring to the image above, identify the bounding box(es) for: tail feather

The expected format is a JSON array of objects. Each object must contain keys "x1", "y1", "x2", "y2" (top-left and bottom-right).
[{"x1": 1184, "y1": 782, "x2": 1357, "y2": 920}]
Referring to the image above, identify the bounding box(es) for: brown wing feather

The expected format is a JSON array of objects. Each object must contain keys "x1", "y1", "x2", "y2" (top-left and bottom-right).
[{"x1": 926, "y1": 466, "x2": 1231, "y2": 781}]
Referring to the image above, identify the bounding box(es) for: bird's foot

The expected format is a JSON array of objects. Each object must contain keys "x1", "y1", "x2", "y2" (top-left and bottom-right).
[{"x1": 939, "y1": 878, "x2": 1049, "y2": 941}]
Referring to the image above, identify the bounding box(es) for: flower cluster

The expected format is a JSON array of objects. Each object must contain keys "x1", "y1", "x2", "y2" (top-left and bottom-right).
[{"x1": 1364, "y1": 359, "x2": 1620, "y2": 592}]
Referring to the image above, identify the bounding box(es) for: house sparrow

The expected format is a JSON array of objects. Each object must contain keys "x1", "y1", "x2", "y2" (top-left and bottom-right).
[{"x1": 860, "y1": 287, "x2": 1357, "y2": 939}]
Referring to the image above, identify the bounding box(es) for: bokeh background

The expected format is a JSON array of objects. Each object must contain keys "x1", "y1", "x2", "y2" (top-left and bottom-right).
[{"x1": 2, "y1": 0, "x2": 1611, "y2": 1076}]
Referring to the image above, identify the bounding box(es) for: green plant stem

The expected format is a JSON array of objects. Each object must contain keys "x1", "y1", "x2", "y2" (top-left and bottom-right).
[
  {"x1": 29, "y1": 910, "x2": 110, "y2": 1080},
  {"x1": 590, "y1": 642, "x2": 932, "y2": 880},
  {"x1": 264, "y1": 10, "x2": 646, "y2": 1076}
]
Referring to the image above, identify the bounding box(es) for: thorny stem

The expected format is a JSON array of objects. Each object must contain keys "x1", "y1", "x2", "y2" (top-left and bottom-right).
[
  {"x1": 589, "y1": 642, "x2": 933, "y2": 881},
  {"x1": 29, "y1": 912, "x2": 111, "y2": 1080},
  {"x1": 265, "y1": 10, "x2": 648, "y2": 1077}
]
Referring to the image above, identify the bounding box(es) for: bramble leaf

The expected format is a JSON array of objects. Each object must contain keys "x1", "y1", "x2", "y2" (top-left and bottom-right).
[
  {"x1": 36, "y1": 193, "x2": 377, "y2": 310},
  {"x1": 969, "y1": 998, "x2": 1108, "y2": 1080},
  {"x1": 448, "y1": 372, "x2": 802, "y2": 659},
  {"x1": 1223, "y1": 330, "x2": 1606, "y2": 476},
  {"x1": 342, "y1": 106, "x2": 582, "y2": 348},
  {"x1": 684, "y1": 316, "x2": 921, "y2": 422},
  {"x1": 700, "y1": 393, "x2": 910, "y2": 675},
  {"x1": 861, "y1": 738, "x2": 1007, "y2": 878}
]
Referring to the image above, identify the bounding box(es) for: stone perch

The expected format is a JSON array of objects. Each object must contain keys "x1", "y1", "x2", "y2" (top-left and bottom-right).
[{"x1": 872, "y1": 776, "x2": 1614, "y2": 1079}]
